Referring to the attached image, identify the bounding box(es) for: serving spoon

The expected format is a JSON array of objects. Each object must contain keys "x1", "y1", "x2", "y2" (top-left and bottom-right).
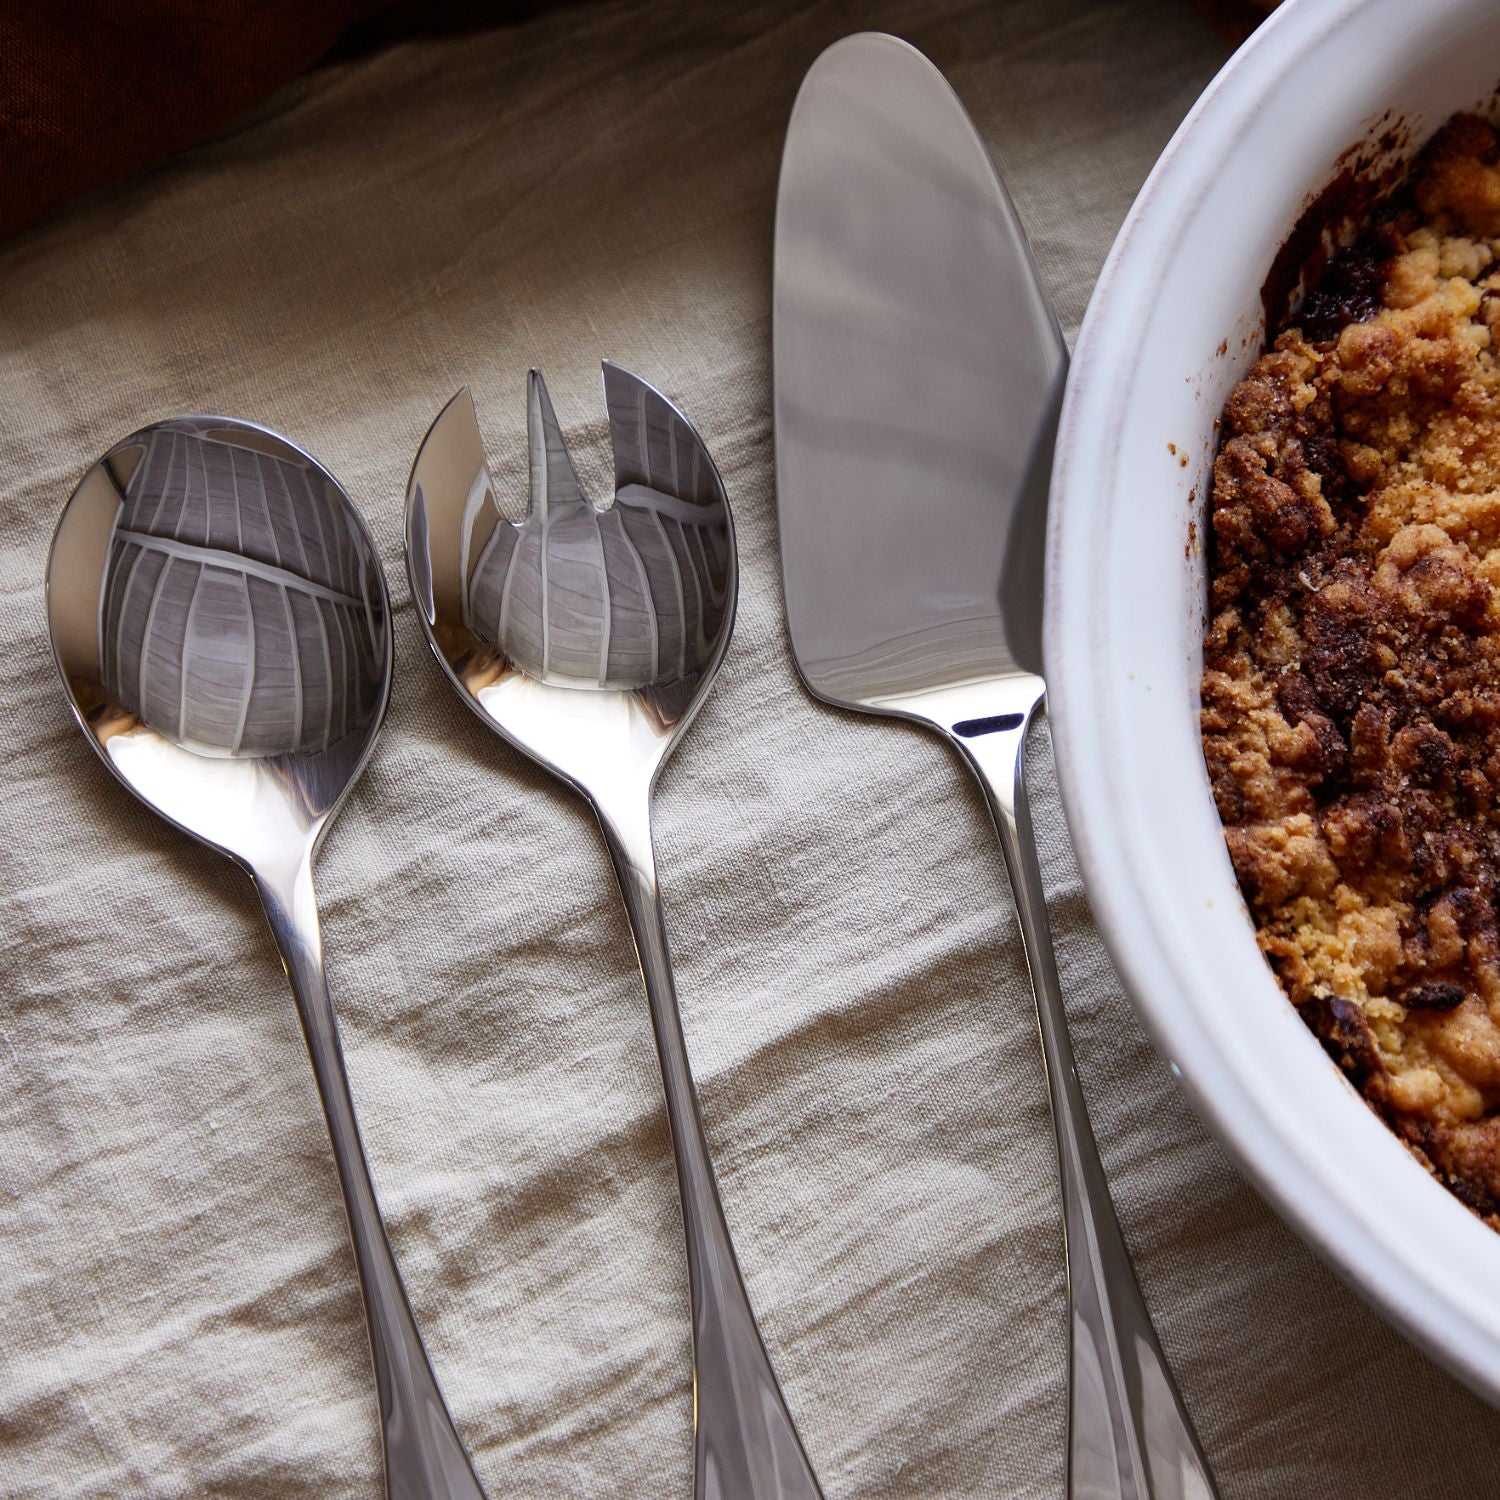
[
  {"x1": 405, "y1": 365, "x2": 823, "y2": 1500},
  {"x1": 45, "y1": 416, "x2": 488, "y2": 1500}
]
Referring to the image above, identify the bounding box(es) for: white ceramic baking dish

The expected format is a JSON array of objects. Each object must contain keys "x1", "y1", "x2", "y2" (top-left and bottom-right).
[{"x1": 1046, "y1": 0, "x2": 1500, "y2": 1404}]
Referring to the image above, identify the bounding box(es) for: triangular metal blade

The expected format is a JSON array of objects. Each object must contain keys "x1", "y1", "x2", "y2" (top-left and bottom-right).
[{"x1": 773, "y1": 33, "x2": 1066, "y2": 707}]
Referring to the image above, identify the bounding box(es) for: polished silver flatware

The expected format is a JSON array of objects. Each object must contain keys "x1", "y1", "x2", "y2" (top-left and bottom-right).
[
  {"x1": 405, "y1": 365, "x2": 823, "y2": 1500},
  {"x1": 45, "y1": 417, "x2": 487, "y2": 1500},
  {"x1": 774, "y1": 34, "x2": 1219, "y2": 1500}
]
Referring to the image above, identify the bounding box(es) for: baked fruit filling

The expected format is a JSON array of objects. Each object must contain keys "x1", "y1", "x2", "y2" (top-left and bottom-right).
[{"x1": 1203, "y1": 114, "x2": 1500, "y2": 1225}]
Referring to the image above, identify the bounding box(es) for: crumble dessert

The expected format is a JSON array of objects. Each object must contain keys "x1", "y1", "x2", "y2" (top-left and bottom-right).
[{"x1": 1202, "y1": 114, "x2": 1500, "y2": 1225}]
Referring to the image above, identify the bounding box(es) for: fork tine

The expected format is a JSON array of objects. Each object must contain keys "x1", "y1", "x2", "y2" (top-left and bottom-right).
[
  {"x1": 527, "y1": 368, "x2": 585, "y2": 516},
  {"x1": 602, "y1": 361, "x2": 720, "y2": 507}
]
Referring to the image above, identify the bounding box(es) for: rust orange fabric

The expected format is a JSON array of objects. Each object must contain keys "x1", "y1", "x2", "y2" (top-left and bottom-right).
[{"x1": 0, "y1": 1, "x2": 385, "y2": 243}]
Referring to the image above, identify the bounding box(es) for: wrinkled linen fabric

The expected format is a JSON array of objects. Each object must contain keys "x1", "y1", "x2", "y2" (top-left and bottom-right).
[{"x1": 4, "y1": 1, "x2": 1500, "y2": 1495}]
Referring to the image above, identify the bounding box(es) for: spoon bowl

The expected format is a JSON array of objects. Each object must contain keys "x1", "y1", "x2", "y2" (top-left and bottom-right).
[
  {"x1": 47, "y1": 417, "x2": 389, "y2": 874},
  {"x1": 407, "y1": 365, "x2": 823, "y2": 1500},
  {"x1": 46, "y1": 416, "x2": 488, "y2": 1500}
]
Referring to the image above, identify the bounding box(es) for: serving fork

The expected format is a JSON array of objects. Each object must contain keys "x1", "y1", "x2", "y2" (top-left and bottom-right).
[{"x1": 405, "y1": 364, "x2": 823, "y2": 1500}]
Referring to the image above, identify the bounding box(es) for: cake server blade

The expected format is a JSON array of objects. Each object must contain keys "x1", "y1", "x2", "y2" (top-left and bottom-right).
[{"x1": 774, "y1": 31, "x2": 1062, "y2": 711}]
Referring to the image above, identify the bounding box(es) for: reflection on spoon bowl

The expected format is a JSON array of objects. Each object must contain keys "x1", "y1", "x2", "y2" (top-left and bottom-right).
[{"x1": 48, "y1": 417, "x2": 387, "y2": 872}]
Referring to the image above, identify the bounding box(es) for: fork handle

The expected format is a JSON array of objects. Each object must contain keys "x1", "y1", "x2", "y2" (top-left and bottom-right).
[
  {"x1": 950, "y1": 696, "x2": 1220, "y2": 1500},
  {"x1": 256, "y1": 856, "x2": 488, "y2": 1500},
  {"x1": 596, "y1": 798, "x2": 824, "y2": 1500}
]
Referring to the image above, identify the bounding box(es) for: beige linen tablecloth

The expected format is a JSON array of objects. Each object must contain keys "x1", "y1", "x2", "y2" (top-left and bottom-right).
[{"x1": 5, "y1": 0, "x2": 1500, "y2": 1494}]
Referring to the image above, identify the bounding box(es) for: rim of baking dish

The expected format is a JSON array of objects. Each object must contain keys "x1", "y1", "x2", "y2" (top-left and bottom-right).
[{"x1": 1046, "y1": 0, "x2": 1500, "y2": 1404}]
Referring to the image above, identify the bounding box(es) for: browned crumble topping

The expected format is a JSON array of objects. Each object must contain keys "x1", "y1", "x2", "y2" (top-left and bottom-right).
[{"x1": 1203, "y1": 115, "x2": 1500, "y2": 1226}]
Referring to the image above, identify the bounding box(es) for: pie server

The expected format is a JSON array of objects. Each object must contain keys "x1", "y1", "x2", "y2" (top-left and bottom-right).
[{"x1": 773, "y1": 32, "x2": 1220, "y2": 1500}]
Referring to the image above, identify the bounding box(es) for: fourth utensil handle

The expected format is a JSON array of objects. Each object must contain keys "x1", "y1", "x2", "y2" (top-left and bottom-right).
[{"x1": 952, "y1": 703, "x2": 1220, "y2": 1500}]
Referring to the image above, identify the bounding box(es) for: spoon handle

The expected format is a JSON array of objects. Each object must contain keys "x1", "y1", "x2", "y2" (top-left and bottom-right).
[
  {"x1": 950, "y1": 700, "x2": 1219, "y2": 1500},
  {"x1": 596, "y1": 800, "x2": 823, "y2": 1500},
  {"x1": 256, "y1": 858, "x2": 488, "y2": 1500}
]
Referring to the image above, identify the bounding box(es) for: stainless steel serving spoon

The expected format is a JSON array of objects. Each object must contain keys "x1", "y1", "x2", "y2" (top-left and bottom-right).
[
  {"x1": 406, "y1": 365, "x2": 823, "y2": 1500},
  {"x1": 45, "y1": 416, "x2": 487, "y2": 1500}
]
